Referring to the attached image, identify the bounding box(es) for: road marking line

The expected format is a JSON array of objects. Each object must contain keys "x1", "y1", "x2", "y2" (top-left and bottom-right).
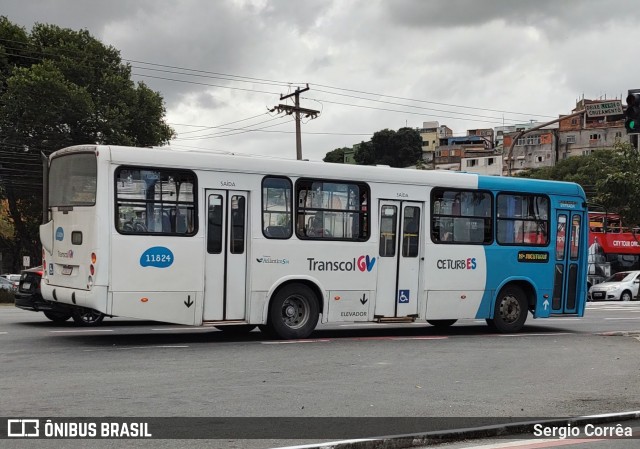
[
  {"x1": 391, "y1": 336, "x2": 448, "y2": 340},
  {"x1": 0, "y1": 332, "x2": 7, "y2": 335},
  {"x1": 262, "y1": 339, "x2": 331, "y2": 344},
  {"x1": 498, "y1": 333, "x2": 571, "y2": 337},
  {"x1": 83, "y1": 345, "x2": 189, "y2": 352},
  {"x1": 604, "y1": 317, "x2": 640, "y2": 320},
  {"x1": 451, "y1": 437, "x2": 604, "y2": 449},
  {"x1": 50, "y1": 329, "x2": 114, "y2": 333},
  {"x1": 550, "y1": 318, "x2": 582, "y2": 320}
]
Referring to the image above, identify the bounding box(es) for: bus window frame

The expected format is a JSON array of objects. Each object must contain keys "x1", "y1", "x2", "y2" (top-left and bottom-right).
[
  {"x1": 114, "y1": 165, "x2": 198, "y2": 237},
  {"x1": 430, "y1": 187, "x2": 493, "y2": 245},
  {"x1": 261, "y1": 175, "x2": 293, "y2": 240},
  {"x1": 495, "y1": 191, "x2": 550, "y2": 247},
  {"x1": 294, "y1": 177, "x2": 370, "y2": 242}
]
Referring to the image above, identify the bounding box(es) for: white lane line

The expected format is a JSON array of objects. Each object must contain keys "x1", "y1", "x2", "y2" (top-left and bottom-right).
[
  {"x1": 83, "y1": 345, "x2": 189, "y2": 352},
  {"x1": 604, "y1": 317, "x2": 640, "y2": 320},
  {"x1": 498, "y1": 332, "x2": 571, "y2": 337},
  {"x1": 550, "y1": 317, "x2": 582, "y2": 320},
  {"x1": 0, "y1": 331, "x2": 7, "y2": 335},
  {"x1": 391, "y1": 336, "x2": 448, "y2": 340},
  {"x1": 261, "y1": 339, "x2": 331, "y2": 345},
  {"x1": 50, "y1": 329, "x2": 114, "y2": 333}
]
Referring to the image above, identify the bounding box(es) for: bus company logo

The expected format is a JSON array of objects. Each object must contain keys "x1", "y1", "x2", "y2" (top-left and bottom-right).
[
  {"x1": 256, "y1": 256, "x2": 289, "y2": 265},
  {"x1": 140, "y1": 246, "x2": 174, "y2": 268},
  {"x1": 307, "y1": 255, "x2": 376, "y2": 272},
  {"x1": 57, "y1": 250, "x2": 74, "y2": 259},
  {"x1": 436, "y1": 258, "x2": 477, "y2": 270},
  {"x1": 55, "y1": 227, "x2": 64, "y2": 241}
]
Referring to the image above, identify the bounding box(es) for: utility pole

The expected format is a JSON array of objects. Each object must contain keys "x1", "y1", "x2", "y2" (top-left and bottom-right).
[{"x1": 272, "y1": 84, "x2": 319, "y2": 160}]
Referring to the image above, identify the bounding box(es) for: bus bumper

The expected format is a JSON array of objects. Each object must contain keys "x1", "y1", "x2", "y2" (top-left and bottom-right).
[{"x1": 41, "y1": 283, "x2": 108, "y2": 314}]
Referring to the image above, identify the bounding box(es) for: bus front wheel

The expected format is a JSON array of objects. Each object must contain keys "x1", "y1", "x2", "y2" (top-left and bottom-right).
[
  {"x1": 266, "y1": 284, "x2": 319, "y2": 340},
  {"x1": 488, "y1": 285, "x2": 528, "y2": 333}
]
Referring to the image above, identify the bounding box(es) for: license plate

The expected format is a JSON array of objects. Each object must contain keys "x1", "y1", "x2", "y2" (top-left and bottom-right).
[
  {"x1": 592, "y1": 292, "x2": 604, "y2": 299},
  {"x1": 62, "y1": 266, "x2": 73, "y2": 275},
  {"x1": 22, "y1": 282, "x2": 31, "y2": 290}
]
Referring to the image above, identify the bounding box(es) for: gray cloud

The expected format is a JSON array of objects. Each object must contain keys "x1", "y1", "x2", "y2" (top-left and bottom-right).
[{"x1": 4, "y1": 0, "x2": 640, "y2": 160}]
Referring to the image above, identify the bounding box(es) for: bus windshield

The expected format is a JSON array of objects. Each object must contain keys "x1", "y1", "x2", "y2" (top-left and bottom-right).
[{"x1": 49, "y1": 153, "x2": 97, "y2": 207}]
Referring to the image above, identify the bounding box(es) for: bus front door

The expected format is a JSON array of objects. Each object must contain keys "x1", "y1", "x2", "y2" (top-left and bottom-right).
[
  {"x1": 552, "y1": 211, "x2": 582, "y2": 314},
  {"x1": 203, "y1": 190, "x2": 249, "y2": 321},
  {"x1": 374, "y1": 200, "x2": 423, "y2": 318}
]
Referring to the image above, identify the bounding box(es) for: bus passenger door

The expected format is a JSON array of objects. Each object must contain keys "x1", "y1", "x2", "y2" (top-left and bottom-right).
[
  {"x1": 374, "y1": 201, "x2": 423, "y2": 318},
  {"x1": 552, "y1": 211, "x2": 582, "y2": 314},
  {"x1": 203, "y1": 190, "x2": 249, "y2": 321}
]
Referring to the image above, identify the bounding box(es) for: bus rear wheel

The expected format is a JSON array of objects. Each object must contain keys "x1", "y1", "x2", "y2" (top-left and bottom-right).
[
  {"x1": 488, "y1": 285, "x2": 528, "y2": 333},
  {"x1": 71, "y1": 308, "x2": 105, "y2": 326},
  {"x1": 266, "y1": 284, "x2": 319, "y2": 340},
  {"x1": 427, "y1": 319, "x2": 457, "y2": 328}
]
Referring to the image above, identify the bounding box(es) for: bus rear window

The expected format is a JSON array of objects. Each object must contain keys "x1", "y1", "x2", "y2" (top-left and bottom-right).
[{"x1": 49, "y1": 153, "x2": 97, "y2": 207}]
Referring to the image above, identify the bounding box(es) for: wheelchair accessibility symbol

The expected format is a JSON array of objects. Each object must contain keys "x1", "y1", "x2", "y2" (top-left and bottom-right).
[{"x1": 398, "y1": 290, "x2": 410, "y2": 303}]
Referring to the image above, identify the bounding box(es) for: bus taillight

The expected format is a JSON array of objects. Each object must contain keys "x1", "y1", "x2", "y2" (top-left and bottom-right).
[
  {"x1": 91, "y1": 252, "x2": 97, "y2": 264},
  {"x1": 89, "y1": 264, "x2": 95, "y2": 276}
]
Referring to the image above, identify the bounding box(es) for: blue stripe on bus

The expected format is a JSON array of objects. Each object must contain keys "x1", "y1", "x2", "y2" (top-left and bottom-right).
[{"x1": 477, "y1": 175, "x2": 585, "y2": 197}]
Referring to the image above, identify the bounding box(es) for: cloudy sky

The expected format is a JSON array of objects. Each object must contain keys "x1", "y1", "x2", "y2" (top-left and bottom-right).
[{"x1": 4, "y1": 0, "x2": 639, "y2": 160}]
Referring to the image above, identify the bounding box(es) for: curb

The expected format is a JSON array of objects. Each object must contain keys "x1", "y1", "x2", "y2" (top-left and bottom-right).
[{"x1": 274, "y1": 411, "x2": 640, "y2": 449}]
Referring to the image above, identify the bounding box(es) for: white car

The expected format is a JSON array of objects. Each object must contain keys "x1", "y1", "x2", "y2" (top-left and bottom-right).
[{"x1": 588, "y1": 271, "x2": 640, "y2": 301}]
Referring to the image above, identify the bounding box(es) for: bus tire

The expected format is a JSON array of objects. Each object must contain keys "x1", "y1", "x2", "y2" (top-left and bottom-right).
[
  {"x1": 214, "y1": 325, "x2": 257, "y2": 334},
  {"x1": 71, "y1": 308, "x2": 105, "y2": 326},
  {"x1": 43, "y1": 311, "x2": 72, "y2": 323},
  {"x1": 427, "y1": 319, "x2": 457, "y2": 328},
  {"x1": 267, "y1": 284, "x2": 319, "y2": 339},
  {"x1": 490, "y1": 285, "x2": 528, "y2": 333}
]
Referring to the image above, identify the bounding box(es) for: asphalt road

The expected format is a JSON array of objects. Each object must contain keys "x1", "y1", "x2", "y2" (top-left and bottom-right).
[{"x1": 1, "y1": 301, "x2": 639, "y2": 449}]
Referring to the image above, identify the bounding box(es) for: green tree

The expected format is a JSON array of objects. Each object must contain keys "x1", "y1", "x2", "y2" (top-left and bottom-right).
[
  {"x1": 354, "y1": 127, "x2": 422, "y2": 167},
  {"x1": 0, "y1": 17, "x2": 175, "y2": 271},
  {"x1": 323, "y1": 147, "x2": 346, "y2": 163}
]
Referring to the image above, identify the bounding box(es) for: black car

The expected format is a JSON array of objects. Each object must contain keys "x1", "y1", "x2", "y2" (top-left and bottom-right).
[{"x1": 15, "y1": 266, "x2": 106, "y2": 325}]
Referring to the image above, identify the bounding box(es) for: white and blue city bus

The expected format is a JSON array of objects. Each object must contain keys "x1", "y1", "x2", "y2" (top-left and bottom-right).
[{"x1": 39, "y1": 145, "x2": 588, "y2": 339}]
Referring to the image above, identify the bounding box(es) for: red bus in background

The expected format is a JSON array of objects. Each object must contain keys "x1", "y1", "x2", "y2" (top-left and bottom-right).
[{"x1": 588, "y1": 212, "x2": 640, "y2": 289}]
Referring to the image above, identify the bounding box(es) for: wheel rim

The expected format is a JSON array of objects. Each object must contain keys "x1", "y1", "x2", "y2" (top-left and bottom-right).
[
  {"x1": 622, "y1": 292, "x2": 631, "y2": 301},
  {"x1": 280, "y1": 294, "x2": 310, "y2": 329},
  {"x1": 79, "y1": 310, "x2": 101, "y2": 323},
  {"x1": 498, "y1": 294, "x2": 521, "y2": 324}
]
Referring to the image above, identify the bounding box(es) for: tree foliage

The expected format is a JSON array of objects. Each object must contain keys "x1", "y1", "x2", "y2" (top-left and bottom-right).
[
  {"x1": 517, "y1": 141, "x2": 640, "y2": 227},
  {"x1": 0, "y1": 17, "x2": 175, "y2": 271},
  {"x1": 354, "y1": 127, "x2": 422, "y2": 167},
  {"x1": 323, "y1": 147, "x2": 346, "y2": 163}
]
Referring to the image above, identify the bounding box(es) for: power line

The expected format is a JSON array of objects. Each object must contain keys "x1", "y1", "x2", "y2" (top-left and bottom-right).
[{"x1": 0, "y1": 37, "x2": 557, "y2": 123}]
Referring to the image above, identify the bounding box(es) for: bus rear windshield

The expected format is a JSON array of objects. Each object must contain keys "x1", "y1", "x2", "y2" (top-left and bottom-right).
[{"x1": 49, "y1": 153, "x2": 97, "y2": 207}]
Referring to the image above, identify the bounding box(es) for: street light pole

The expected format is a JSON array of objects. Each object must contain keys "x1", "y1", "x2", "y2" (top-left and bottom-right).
[{"x1": 506, "y1": 109, "x2": 585, "y2": 176}]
